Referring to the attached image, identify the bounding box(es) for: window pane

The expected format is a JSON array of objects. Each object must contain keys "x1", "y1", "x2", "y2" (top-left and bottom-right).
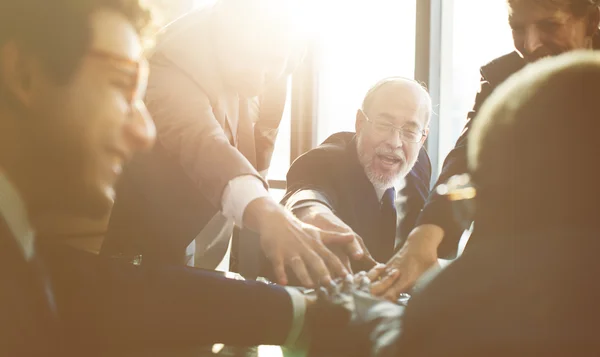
[
  {"x1": 438, "y1": 0, "x2": 514, "y2": 172},
  {"x1": 315, "y1": 0, "x2": 416, "y2": 144},
  {"x1": 266, "y1": 80, "x2": 292, "y2": 181}
]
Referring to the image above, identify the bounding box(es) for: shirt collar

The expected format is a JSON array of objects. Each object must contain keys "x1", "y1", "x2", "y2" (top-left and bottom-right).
[{"x1": 0, "y1": 172, "x2": 35, "y2": 260}]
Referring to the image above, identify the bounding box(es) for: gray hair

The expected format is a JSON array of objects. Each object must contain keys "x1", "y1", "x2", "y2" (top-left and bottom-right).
[{"x1": 360, "y1": 76, "x2": 432, "y2": 126}]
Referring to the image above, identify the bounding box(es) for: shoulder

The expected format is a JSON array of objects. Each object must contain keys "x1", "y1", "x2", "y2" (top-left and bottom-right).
[
  {"x1": 293, "y1": 132, "x2": 355, "y2": 166},
  {"x1": 286, "y1": 132, "x2": 355, "y2": 182},
  {"x1": 480, "y1": 51, "x2": 525, "y2": 87}
]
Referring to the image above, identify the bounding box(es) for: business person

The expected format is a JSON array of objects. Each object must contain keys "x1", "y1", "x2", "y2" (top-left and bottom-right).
[
  {"x1": 0, "y1": 0, "x2": 156, "y2": 355},
  {"x1": 374, "y1": 0, "x2": 600, "y2": 299},
  {"x1": 102, "y1": 0, "x2": 359, "y2": 287},
  {"x1": 0, "y1": 1, "x2": 398, "y2": 355},
  {"x1": 278, "y1": 77, "x2": 431, "y2": 279},
  {"x1": 397, "y1": 51, "x2": 600, "y2": 357}
]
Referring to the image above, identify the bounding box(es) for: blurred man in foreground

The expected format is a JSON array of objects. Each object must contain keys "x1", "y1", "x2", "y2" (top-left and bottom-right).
[
  {"x1": 397, "y1": 51, "x2": 600, "y2": 356},
  {"x1": 0, "y1": 0, "x2": 155, "y2": 355}
]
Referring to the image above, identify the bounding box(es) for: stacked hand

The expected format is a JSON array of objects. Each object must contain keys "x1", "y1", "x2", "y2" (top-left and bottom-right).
[
  {"x1": 295, "y1": 204, "x2": 378, "y2": 272},
  {"x1": 245, "y1": 197, "x2": 359, "y2": 287},
  {"x1": 302, "y1": 275, "x2": 404, "y2": 357},
  {"x1": 367, "y1": 225, "x2": 442, "y2": 301}
]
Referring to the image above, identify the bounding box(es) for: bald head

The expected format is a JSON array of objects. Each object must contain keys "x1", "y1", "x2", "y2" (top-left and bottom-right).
[{"x1": 361, "y1": 77, "x2": 432, "y2": 127}]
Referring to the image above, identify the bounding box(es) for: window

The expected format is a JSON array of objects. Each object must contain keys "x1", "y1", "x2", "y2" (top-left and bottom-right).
[
  {"x1": 315, "y1": 1, "x2": 417, "y2": 144},
  {"x1": 266, "y1": 80, "x2": 292, "y2": 182},
  {"x1": 437, "y1": 0, "x2": 514, "y2": 172}
]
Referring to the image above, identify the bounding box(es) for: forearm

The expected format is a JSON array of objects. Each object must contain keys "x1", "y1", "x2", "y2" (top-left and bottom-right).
[
  {"x1": 416, "y1": 145, "x2": 469, "y2": 257},
  {"x1": 94, "y1": 263, "x2": 296, "y2": 347}
]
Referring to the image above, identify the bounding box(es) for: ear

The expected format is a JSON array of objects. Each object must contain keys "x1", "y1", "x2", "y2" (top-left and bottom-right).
[
  {"x1": 0, "y1": 41, "x2": 40, "y2": 109},
  {"x1": 355, "y1": 109, "x2": 364, "y2": 134},
  {"x1": 587, "y1": 7, "x2": 600, "y2": 37},
  {"x1": 421, "y1": 127, "x2": 430, "y2": 144}
]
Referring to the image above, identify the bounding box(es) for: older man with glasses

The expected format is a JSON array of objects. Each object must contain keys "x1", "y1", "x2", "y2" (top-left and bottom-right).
[{"x1": 269, "y1": 77, "x2": 432, "y2": 288}]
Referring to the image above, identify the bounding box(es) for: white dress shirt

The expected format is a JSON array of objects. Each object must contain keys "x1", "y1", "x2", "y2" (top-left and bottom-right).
[{"x1": 0, "y1": 172, "x2": 35, "y2": 261}]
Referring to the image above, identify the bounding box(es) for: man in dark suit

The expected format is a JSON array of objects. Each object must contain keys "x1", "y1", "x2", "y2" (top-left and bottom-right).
[
  {"x1": 102, "y1": 0, "x2": 356, "y2": 288},
  {"x1": 0, "y1": 0, "x2": 156, "y2": 355},
  {"x1": 278, "y1": 78, "x2": 431, "y2": 285},
  {"x1": 372, "y1": 0, "x2": 600, "y2": 299},
  {"x1": 396, "y1": 51, "x2": 600, "y2": 357}
]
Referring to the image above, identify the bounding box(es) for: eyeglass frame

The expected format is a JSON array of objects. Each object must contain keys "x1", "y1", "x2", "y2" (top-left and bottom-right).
[
  {"x1": 359, "y1": 109, "x2": 428, "y2": 143},
  {"x1": 87, "y1": 48, "x2": 149, "y2": 105}
]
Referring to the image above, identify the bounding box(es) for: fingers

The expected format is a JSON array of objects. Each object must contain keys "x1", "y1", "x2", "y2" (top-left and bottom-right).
[
  {"x1": 381, "y1": 274, "x2": 413, "y2": 301},
  {"x1": 370, "y1": 269, "x2": 400, "y2": 296},
  {"x1": 269, "y1": 250, "x2": 288, "y2": 286},
  {"x1": 353, "y1": 271, "x2": 371, "y2": 292},
  {"x1": 300, "y1": 247, "x2": 335, "y2": 286},
  {"x1": 289, "y1": 255, "x2": 315, "y2": 288},
  {"x1": 344, "y1": 237, "x2": 364, "y2": 260},
  {"x1": 358, "y1": 238, "x2": 378, "y2": 269},
  {"x1": 310, "y1": 240, "x2": 349, "y2": 281},
  {"x1": 367, "y1": 263, "x2": 387, "y2": 281}
]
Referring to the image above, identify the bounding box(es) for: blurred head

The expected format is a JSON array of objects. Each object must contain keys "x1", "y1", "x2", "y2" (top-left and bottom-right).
[
  {"x1": 0, "y1": 0, "x2": 156, "y2": 219},
  {"x1": 212, "y1": 0, "x2": 305, "y2": 98},
  {"x1": 355, "y1": 77, "x2": 431, "y2": 191},
  {"x1": 469, "y1": 51, "x2": 600, "y2": 233},
  {"x1": 507, "y1": 0, "x2": 600, "y2": 62}
]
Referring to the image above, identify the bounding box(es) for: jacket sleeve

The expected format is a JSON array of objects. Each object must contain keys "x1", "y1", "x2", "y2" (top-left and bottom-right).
[
  {"x1": 281, "y1": 147, "x2": 339, "y2": 214},
  {"x1": 416, "y1": 70, "x2": 494, "y2": 258},
  {"x1": 46, "y1": 245, "x2": 294, "y2": 349},
  {"x1": 145, "y1": 53, "x2": 266, "y2": 209}
]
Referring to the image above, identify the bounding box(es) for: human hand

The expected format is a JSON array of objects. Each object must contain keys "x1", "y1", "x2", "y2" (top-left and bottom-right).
[
  {"x1": 296, "y1": 205, "x2": 379, "y2": 272},
  {"x1": 245, "y1": 197, "x2": 355, "y2": 287},
  {"x1": 367, "y1": 225, "x2": 442, "y2": 301},
  {"x1": 303, "y1": 276, "x2": 404, "y2": 357}
]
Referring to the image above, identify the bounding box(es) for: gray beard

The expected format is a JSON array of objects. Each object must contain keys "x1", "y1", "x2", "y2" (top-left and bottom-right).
[{"x1": 356, "y1": 134, "x2": 408, "y2": 192}]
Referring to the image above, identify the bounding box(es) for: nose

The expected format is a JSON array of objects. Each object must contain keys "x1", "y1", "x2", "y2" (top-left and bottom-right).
[
  {"x1": 123, "y1": 100, "x2": 156, "y2": 153},
  {"x1": 385, "y1": 128, "x2": 404, "y2": 149},
  {"x1": 524, "y1": 26, "x2": 544, "y2": 55}
]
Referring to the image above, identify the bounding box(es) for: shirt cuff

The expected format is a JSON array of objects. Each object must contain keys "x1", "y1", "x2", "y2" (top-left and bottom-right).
[
  {"x1": 283, "y1": 287, "x2": 307, "y2": 346},
  {"x1": 221, "y1": 175, "x2": 270, "y2": 228}
]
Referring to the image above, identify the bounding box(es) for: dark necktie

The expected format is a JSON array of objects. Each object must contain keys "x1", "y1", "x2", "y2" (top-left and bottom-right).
[{"x1": 380, "y1": 187, "x2": 398, "y2": 256}]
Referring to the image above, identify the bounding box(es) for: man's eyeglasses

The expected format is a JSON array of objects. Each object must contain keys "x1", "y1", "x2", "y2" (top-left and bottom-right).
[
  {"x1": 87, "y1": 49, "x2": 149, "y2": 105},
  {"x1": 361, "y1": 110, "x2": 426, "y2": 143}
]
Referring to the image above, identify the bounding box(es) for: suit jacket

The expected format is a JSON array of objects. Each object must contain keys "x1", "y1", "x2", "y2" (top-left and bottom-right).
[
  {"x1": 417, "y1": 37, "x2": 600, "y2": 258},
  {"x1": 281, "y1": 132, "x2": 431, "y2": 266},
  {"x1": 102, "y1": 6, "x2": 289, "y2": 265},
  {"x1": 396, "y1": 226, "x2": 600, "y2": 357},
  {"x1": 0, "y1": 217, "x2": 63, "y2": 356},
  {"x1": 416, "y1": 51, "x2": 525, "y2": 257},
  {"x1": 41, "y1": 243, "x2": 295, "y2": 355}
]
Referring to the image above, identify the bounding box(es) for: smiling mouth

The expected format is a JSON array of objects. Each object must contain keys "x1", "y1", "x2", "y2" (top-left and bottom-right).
[{"x1": 377, "y1": 154, "x2": 402, "y2": 166}]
